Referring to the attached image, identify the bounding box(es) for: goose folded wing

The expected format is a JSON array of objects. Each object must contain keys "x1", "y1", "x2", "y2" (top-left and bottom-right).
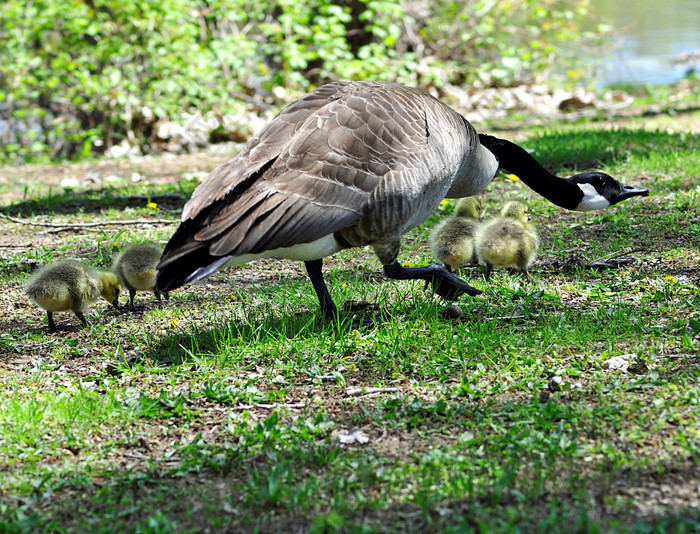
[
  {"x1": 182, "y1": 82, "x2": 351, "y2": 222},
  {"x1": 169, "y1": 81, "x2": 435, "y2": 261}
]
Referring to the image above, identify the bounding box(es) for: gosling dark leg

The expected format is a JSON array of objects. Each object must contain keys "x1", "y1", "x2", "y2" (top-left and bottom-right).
[
  {"x1": 384, "y1": 261, "x2": 481, "y2": 300},
  {"x1": 305, "y1": 259, "x2": 338, "y2": 321},
  {"x1": 47, "y1": 312, "x2": 57, "y2": 333},
  {"x1": 74, "y1": 311, "x2": 89, "y2": 327},
  {"x1": 484, "y1": 264, "x2": 493, "y2": 281},
  {"x1": 128, "y1": 289, "x2": 137, "y2": 311},
  {"x1": 154, "y1": 289, "x2": 164, "y2": 307}
]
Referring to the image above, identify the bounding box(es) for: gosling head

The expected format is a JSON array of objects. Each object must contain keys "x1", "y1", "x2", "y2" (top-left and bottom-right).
[
  {"x1": 98, "y1": 271, "x2": 122, "y2": 309},
  {"x1": 569, "y1": 171, "x2": 649, "y2": 211},
  {"x1": 500, "y1": 200, "x2": 530, "y2": 223},
  {"x1": 454, "y1": 197, "x2": 481, "y2": 219}
]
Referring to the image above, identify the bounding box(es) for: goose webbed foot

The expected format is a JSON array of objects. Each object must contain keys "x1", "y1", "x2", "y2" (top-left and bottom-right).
[{"x1": 383, "y1": 262, "x2": 482, "y2": 300}]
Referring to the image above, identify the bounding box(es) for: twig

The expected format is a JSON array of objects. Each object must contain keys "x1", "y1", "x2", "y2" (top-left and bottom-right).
[
  {"x1": 346, "y1": 387, "x2": 398, "y2": 397},
  {"x1": 497, "y1": 314, "x2": 541, "y2": 322},
  {"x1": 121, "y1": 451, "x2": 180, "y2": 463},
  {"x1": 0, "y1": 212, "x2": 175, "y2": 228},
  {"x1": 121, "y1": 193, "x2": 186, "y2": 202},
  {"x1": 231, "y1": 402, "x2": 307, "y2": 411},
  {"x1": 597, "y1": 248, "x2": 647, "y2": 260}
]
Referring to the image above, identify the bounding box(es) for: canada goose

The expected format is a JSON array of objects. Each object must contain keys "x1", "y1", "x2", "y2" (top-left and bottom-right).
[
  {"x1": 155, "y1": 81, "x2": 648, "y2": 320},
  {"x1": 475, "y1": 201, "x2": 539, "y2": 281},
  {"x1": 25, "y1": 259, "x2": 122, "y2": 332},
  {"x1": 112, "y1": 243, "x2": 169, "y2": 311},
  {"x1": 429, "y1": 197, "x2": 481, "y2": 272}
]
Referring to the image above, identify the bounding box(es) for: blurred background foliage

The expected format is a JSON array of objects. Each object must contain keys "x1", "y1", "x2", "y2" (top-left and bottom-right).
[{"x1": 0, "y1": 0, "x2": 607, "y2": 163}]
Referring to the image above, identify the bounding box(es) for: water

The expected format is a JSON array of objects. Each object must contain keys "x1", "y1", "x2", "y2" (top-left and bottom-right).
[{"x1": 589, "y1": 0, "x2": 700, "y2": 86}]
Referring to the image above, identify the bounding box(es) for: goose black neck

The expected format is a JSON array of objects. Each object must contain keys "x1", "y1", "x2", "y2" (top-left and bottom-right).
[{"x1": 478, "y1": 134, "x2": 581, "y2": 210}]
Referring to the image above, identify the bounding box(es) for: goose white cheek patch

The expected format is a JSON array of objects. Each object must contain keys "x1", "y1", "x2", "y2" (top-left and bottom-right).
[{"x1": 575, "y1": 183, "x2": 611, "y2": 211}]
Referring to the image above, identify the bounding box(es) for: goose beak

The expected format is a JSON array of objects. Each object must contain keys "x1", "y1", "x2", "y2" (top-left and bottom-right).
[
  {"x1": 616, "y1": 182, "x2": 649, "y2": 203},
  {"x1": 112, "y1": 297, "x2": 120, "y2": 310}
]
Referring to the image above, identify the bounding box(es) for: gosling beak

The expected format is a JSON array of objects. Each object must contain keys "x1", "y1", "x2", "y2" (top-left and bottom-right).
[
  {"x1": 615, "y1": 182, "x2": 649, "y2": 203},
  {"x1": 112, "y1": 297, "x2": 120, "y2": 310}
]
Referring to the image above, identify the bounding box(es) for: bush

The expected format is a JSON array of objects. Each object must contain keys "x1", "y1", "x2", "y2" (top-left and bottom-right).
[{"x1": 0, "y1": 0, "x2": 605, "y2": 163}]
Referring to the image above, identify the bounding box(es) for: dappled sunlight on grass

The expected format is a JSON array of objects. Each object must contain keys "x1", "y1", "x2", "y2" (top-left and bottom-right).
[{"x1": 0, "y1": 111, "x2": 698, "y2": 532}]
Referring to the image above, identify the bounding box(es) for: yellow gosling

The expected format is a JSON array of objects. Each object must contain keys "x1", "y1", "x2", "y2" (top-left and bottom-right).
[
  {"x1": 475, "y1": 200, "x2": 539, "y2": 281},
  {"x1": 429, "y1": 197, "x2": 481, "y2": 272},
  {"x1": 112, "y1": 243, "x2": 168, "y2": 311},
  {"x1": 25, "y1": 259, "x2": 122, "y2": 332}
]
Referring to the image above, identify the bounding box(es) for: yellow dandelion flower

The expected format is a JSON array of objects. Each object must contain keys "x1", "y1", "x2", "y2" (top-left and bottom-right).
[
  {"x1": 664, "y1": 275, "x2": 677, "y2": 284},
  {"x1": 30, "y1": 197, "x2": 40, "y2": 202},
  {"x1": 440, "y1": 199, "x2": 450, "y2": 207},
  {"x1": 113, "y1": 241, "x2": 119, "y2": 248},
  {"x1": 170, "y1": 319, "x2": 179, "y2": 327},
  {"x1": 508, "y1": 174, "x2": 520, "y2": 181},
  {"x1": 147, "y1": 202, "x2": 158, "y2": 209}
]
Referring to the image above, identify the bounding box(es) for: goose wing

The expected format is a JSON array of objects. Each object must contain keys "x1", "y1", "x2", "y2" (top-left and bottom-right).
[{"x1": 162, "y1": 82, "x2": 440, "y2": 269}]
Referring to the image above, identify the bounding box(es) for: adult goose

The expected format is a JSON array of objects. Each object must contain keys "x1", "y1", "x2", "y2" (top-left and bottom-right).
[{"x1": 155, "y1": 81, "x2": 648, "y2": 320}]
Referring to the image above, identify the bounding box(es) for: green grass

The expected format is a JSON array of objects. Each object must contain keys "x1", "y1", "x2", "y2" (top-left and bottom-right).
[{"x1": 0, "y1": 109, "x2": 698, "y2": 533}]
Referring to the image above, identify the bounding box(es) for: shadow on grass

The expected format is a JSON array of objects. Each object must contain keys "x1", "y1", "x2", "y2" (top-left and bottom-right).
[
  {"x1": 0, "y1": 184, "x2": 192, "y2": 217},
  {"x1": 144, "y1": 302, "x2": 378, "y2": 366}
]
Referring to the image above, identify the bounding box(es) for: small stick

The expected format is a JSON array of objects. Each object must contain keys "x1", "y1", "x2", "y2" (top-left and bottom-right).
[
  {"x1": 346, "y1": 387, "x2": 398, "y2": 397},
  {"x1": 230, "y1": 402, "x2": 307, "y2": 411},
  {"x1": 0, "y1": 213, "x2": 174, "y2": 228}
]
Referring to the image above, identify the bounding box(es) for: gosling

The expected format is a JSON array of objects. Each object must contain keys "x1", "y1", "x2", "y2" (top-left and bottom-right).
[
  {"x1": 25, "y1": 259, "x2": 122, "y2": 332},
  {"x1": 474, "y1": 200, "x2": 539, "y2": 281},
  {"x1": 429, "y1": 197, "x2": 482, "y2": 272},
  {"x1": 112, "y1": 243, "x2": 169, "y2": 311}
]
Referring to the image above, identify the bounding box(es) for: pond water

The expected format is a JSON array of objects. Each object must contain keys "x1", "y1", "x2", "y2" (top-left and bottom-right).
[{"x1": 589, "y1": 0, "x2": 700, "y2": 86}]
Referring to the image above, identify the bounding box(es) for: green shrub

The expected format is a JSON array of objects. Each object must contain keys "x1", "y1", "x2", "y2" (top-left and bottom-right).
[{"x1": 0, "y1": 0, "x2": 605, "y2": 163}]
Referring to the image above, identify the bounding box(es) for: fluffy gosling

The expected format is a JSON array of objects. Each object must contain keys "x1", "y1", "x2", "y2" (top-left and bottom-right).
[
  {"x1": 25, "y1": 259, "x2": 122, "y2": 332},
  {"x1": 474, "y1": 200, "x2": 539, "y2": 281},
  {"x1": 429, "y1": 197, "x2": 482, "y2": 272},
  {"x1": 112, "y1": 243, "x2": 168, "y2": 311}
]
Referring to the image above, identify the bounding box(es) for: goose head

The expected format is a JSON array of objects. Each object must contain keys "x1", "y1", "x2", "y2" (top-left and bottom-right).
[
  {"x1": 500, "y1": 200, "x2": 530, "y2": 223},
  {"x1": 454, "y1": 197, "x2": 481, "y2": 219},
  {"x1": 477, "y1": 134, "x2": 649, "y2": 211},
  {"x1": 98, "y1": 271, "x2": 123, "y2": 309},
  {"x1": 569, "y1": 171, "x2": 649, "y2": 211}
]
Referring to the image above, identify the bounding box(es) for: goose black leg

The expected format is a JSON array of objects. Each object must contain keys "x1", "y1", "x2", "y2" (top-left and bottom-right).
[
  {"x1": 154, "y1": 289, "x2": 169, "y2": 307},
  {"x1": 47, "y1": 312, "x2": 57, "y2": 332},
  {"x1": 384, "y1": 262, "x2": 482, "y2": 300},
  {"x1": 305, "y1": 259, "x2": 338, "y2": 321},
  {"x1": 74, "y1": 311, "x2": 89, "y2": 327}
]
